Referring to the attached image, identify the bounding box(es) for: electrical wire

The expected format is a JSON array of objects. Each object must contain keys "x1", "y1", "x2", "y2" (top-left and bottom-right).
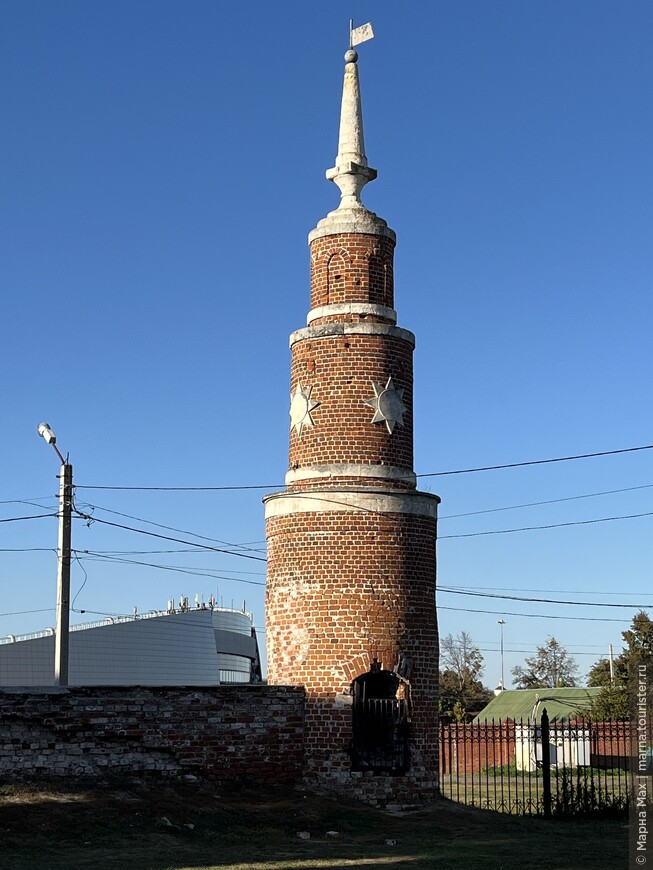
[
  {"x1": 71, "y1": 552, "x2": 89, "y2": 611},
  {"x1": 0, "y1": 548, "x2": 56, "y2": 553},
  {"x1": 73, "y1": 441, "x2": 653, "y2": 490},
  {"x1": 437, "y1": 604, "x2": 631, "y2": 622},
  {"x1": 0, "y1": 497, "x2": 57, "y2": 505},
  {"x1": 446, "y1": 584, "x2": 649, "y2": 597},
  {"x1": 0, "y1": 608, "x2": 54, "y2": 617},
  {"x1": 439, "y1": 483, "x2": 653, "y2": 519},
  {"x1": 438, "y1": 587, "x2": 652, "y2": 609},
  {"x1": 77, "y1": 551, "x2": 266, "y2": 587},
  {"x1": 75, "y1": 501, "x2": 266, "y2": 554},
  {"x1": 71, "y1": 513, "x2": 267, "y2": 562},
  {"x1": 0, "y1": 513, "x2": 57, "y2": 523},
  {"x1": 418, "y1": 444, "x2": 653, "y2": 478},
  {"x1": 439, "y1": 510, "x2": 653, "y2": 539},
  {"x1": 443, "y1": 645, "x2": 600, "y2": 657},
  {"x1": 80, "y1": 550, "x2": 266, "y2": 575}
]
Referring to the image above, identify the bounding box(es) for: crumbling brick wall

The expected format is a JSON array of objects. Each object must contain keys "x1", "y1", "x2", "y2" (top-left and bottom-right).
[{"x1": 0, "y1": 685, "x2": 304, "y2": 785}]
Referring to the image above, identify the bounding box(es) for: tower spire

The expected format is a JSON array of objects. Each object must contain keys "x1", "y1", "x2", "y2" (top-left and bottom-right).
[
  {"x1": 311, "y1": 24, "x2": 391, "y2": 242},
  {"x1": 326, "y1": 36, "x2": 377, "y2": 209}
]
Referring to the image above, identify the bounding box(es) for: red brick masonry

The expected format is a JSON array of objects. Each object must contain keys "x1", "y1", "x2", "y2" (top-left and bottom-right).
[{"x1": 0, "y1": 685, "x2": 305, "y2": 784}]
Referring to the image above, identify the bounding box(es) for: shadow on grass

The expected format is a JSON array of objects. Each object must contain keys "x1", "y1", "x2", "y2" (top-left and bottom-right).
[{"x1": 0, "y1": 781, "x2": 628, "y2": 870}]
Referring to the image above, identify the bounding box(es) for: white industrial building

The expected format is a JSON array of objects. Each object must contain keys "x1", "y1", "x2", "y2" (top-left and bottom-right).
[{"x1": 0, "y1": 601, "x2": 262, "y2": 687}]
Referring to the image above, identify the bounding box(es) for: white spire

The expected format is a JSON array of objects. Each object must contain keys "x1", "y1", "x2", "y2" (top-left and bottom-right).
[
  {"x1": 309, "y1": 35, "x2": 395, "y2": 244},
  {"x1": 326, "y1": 48, "x2": 377, "y2": 209}
]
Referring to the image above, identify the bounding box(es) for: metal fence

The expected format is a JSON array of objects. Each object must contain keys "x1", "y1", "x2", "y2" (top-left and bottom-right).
[{"x1": 439, "y1": 708, "x2": 636, "y2": 817}]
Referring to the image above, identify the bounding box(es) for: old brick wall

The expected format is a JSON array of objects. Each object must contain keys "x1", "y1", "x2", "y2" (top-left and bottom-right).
[
  {"x1": 0, "y1": 685, "x2": 304, "y2": 785},
  {"x1": 439, "y1": 723, "x2": 516, "y2": 775}
]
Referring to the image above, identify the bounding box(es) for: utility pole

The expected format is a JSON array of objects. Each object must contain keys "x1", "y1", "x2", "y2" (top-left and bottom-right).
[
  {"x1": 38, "y1": 423, "x2": 72, "y2": 686},
  {"x1": 55, "y1": 462, "x2": 73, "y2": 686},
  {"x1": 608, "y1": 643, "x2": 614, "y2": 685},
  {"x1": 498, "y1": 619, "x2": 506, "y2": 690}
]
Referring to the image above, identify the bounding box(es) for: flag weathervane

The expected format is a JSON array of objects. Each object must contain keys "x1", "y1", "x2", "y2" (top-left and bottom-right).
[{"x1": 349, "y1": 19, "x2": 374, "y2": 50}]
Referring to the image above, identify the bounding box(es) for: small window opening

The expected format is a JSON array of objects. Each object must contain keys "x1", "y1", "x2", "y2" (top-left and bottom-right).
[{"x1": 349, "y1": 658, "x2": 410, "y2": 775}]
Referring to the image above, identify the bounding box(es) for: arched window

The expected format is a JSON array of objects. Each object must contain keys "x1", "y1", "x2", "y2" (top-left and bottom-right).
[
  {"x1": 326, "y1": 251, "x2": 348, "y2": 304},
  {"x1": 349, "y1": 659, "x2": 410, "y2": 774}
]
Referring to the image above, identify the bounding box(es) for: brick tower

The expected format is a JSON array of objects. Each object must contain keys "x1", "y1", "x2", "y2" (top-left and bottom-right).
[{"x1": 264, "y1": 40, "x2": 440, "y2": 805}]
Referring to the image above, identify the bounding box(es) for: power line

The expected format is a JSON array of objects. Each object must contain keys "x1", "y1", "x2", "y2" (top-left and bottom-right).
[
  {"x1": 0, "y1": 497, "x2": 57, "y2": 506},
  {"x1": 438, "y1": 604, "x2": 631, "y2": 623},
  {"x1": 71, "y1": 514, "x2": 267, "y2": 562},
  {"x1": 438, "y1": 587, "x2": 652, "y2": 609},
  {"x1": 439, "y1": 483, "x2": 653, "y2": 520},
  {"x1": 0, "y1": 608, "x2": 54, "y2": 618},
  {"x1": 76, "y1": 501, "x2": 266, "y2": 554},
  {"x1": 419, "y1": 444, "x2": 653, "y2": 478},
  {"x1": 80, "y1": 549, "x2": 266, "y2": 572},
  {"x1": 448, "y1": 584, "x2": 649, "y2": 597},
  {"x1": 0, "y1": 513, "x2": 57, "y2": 523},
  {"x1": 73, "y1": 442, "x2": 653, "y2": 490},
  {"x1": 77, "y1": 552, "x2": 266, "y2": 587},
  {"x1": 444, "y1": 645, "x2": 601, "y2": 657},
  {"x1": 0, "y1": 548, "x2": 55, "y2": 553},
  {"x1": 439, "y1": 510, "x2": 653, "y2": 539}
]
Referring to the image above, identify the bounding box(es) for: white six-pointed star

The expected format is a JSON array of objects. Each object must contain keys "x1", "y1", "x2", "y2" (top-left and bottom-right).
[
  {"x1": 290, "y1": 382, "x2": 320, "y2": 435},
  {"x1": 364, "y1": 376, "x2": 407, "y2": 434}
]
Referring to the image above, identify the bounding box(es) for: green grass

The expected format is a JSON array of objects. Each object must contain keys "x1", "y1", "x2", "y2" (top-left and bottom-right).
[
  {"x1": 0, "y1": 780, "x2": 629, "y2": 870},
  {"x1": 441, "y1": 768, "x2": 630, "y2": 816}
]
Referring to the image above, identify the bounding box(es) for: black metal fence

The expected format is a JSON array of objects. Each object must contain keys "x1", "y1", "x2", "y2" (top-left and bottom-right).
[{"x1": 439, "y1": 709, "x2": 635, "y2": 817}]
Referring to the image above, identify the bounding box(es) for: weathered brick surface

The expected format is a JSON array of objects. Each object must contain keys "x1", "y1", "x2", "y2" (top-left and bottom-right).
[
  {"x1": 0, "y1": 686, "x2": 304, "y2": 785},
  {"x1": 266, "y1": 508, "x2": 439, "y2": 804},
  {"x1": 288, "y1": 333, "x2": 414, "y2": 483},
  {"x1": 309, "y1": 234, "x2": 395, "y2": 312}
]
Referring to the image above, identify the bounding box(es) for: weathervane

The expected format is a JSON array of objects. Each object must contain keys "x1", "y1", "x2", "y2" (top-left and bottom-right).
[{"x1": 349, "y1": 19, "x2": 374, "y2": 51}]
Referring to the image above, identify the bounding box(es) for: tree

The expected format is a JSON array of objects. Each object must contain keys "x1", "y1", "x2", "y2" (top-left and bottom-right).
[
  {"x1": 588, "y1": 610, "x2": 653, "y2": 720},
  {"x1": 587, "y1": 657, "x2": 614, "y2": 688},
  {"x1": 511, "y1": 636, "x2": 579, "y2": 689},
  {"x1": 439, "y1": 631, "x2": 492, "y2": 721}
]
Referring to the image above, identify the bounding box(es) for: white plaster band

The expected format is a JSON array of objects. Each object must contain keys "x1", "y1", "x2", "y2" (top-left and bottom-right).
[
  {"x1": 306, "y1": 303, "x2": 397, "y2": 326},
  {"x1": 285, "y1": 464, "x2": 417, "y2": 486},
  {"x1": 289, "y1": 322, "x2": 415, "y2": 348},
  {"x1": 263, "y1": 489, "x2": 440, "y2": 519}
]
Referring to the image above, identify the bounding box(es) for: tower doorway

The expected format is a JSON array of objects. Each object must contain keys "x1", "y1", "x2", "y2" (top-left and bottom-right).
[{"x1": 350, "y1": 659, "x2": 410, "y2": 774}]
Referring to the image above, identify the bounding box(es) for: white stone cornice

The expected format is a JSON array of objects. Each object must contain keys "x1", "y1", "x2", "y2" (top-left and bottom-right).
[
  {"x1": 285, "y1": 464, "x2": 416, "y2": 486},
  {"x1": 308, "y1": 209, "x2": 396, "y2": 244},
  {"x1": 306, "y1": 303, "x2": 397, "y2": 326},
  {"x1": 289, "y1": 321, "x2": 415, "y2": 348},
  {"x1": 263, "y1": 488, "x2": 440, "y2": 519}
]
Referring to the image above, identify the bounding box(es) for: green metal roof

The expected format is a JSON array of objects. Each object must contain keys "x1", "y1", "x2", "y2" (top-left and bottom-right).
[{"x1": 473, "y1": 687, "x2": 602, "y2": 723}]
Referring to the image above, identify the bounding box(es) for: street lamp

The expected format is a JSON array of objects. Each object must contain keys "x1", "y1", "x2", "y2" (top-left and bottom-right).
[
  {"x1": 37, "y1": 422, "x2": 72, "y2": 686},
  {"x1": 498, "y1": 619, "x2": 506, "y2": 691}
]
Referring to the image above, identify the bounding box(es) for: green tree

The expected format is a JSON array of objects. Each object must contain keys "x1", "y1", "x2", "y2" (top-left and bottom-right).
[
  {"x1": 439, "y1": 631, "x2": 492, "y2": 721},
  {"x1": 511, "y1": 636, "x2": 579, "y2": 689},
  {"x1": 587, "y1": 657, "x2": 615, "y2": 687},
  {"x1": 589, "y1": 610, "x2": 653, "y2": 720}
]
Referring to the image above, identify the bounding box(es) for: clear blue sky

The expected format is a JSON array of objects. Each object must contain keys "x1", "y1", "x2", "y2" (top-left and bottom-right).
[{"x1": 2, "y1": 1, "x2": 651, "y2": 686}]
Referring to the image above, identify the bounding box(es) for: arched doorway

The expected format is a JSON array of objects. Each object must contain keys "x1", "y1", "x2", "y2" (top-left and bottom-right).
[{"x1": 350, "y1": 659, "x2": 410, "y2": 774}]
